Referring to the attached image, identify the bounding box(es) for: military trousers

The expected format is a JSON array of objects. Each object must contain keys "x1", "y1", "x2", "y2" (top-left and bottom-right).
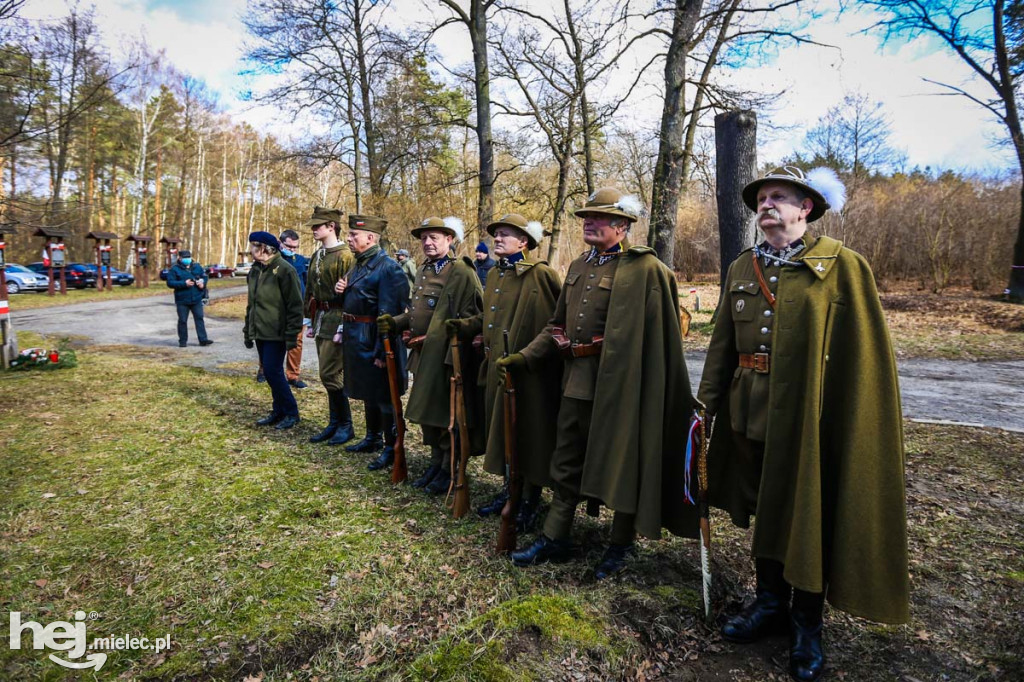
[
  {"x1": 727, "y1": 431, "x2": 766, "y2": 520},
  {"x1": 542, "y1": 396, "x2": 636, "y2": 546},
  {"x1": 363, "y1": 401, "x2": 397, "y2": 446},
  {"x1": 315, "y1": 336, "x2": 345, "y2": 392}
]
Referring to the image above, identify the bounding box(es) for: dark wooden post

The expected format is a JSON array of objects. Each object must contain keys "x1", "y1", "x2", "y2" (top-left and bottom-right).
[
  {"x1": 34, "y1": 228, "x2": 71, "y2": 296},
  {"x1": 715, "y1": 110, "x2": 758, "y2": 298},
  {"x1": 88, "y1": 231, "x2": 120, "y2": 292},
  {"x1": 160, "y1": 236, "x2": 182, "y2": 271},
  {"x1": 127, "y1": 235, "x2": 153, "y2": 288},
  {"x1": 0, "y1": 223, "x2": 17, "y2": 368}
]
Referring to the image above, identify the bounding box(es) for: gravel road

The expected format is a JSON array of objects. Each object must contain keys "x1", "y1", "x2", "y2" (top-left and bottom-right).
[{"x1": 12, "y1": 286, "x2": 1024, "y2": 432}]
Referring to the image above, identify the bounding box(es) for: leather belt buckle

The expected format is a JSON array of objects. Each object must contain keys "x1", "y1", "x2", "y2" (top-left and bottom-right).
[{"x1": 753, "y1": 352, "x2": 770, "y2": 374}]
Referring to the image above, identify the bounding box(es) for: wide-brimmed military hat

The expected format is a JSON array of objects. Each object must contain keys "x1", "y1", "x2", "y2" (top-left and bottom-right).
[
  {"x1": 573, "y1": 187, "x2": 644, "y2": 223},
  {"x1": 486, "y1": 213, "x2": 545, "y2": 250},
  {"x1": 348, "y1": 214, "x2": 388, "y2": 235},
  {"x1": 411, "y1": 216, "x2": 465, "y2": 241},
  {"x1": 742, "y1": 166, "x2": 845, "y2": 223},
  {"x1": 304, "y1": 206, "x2": 343, "y2": 227}
]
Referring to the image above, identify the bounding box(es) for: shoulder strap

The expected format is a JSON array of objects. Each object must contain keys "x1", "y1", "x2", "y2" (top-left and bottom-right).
[{"x1": 751, "y1": 251, "x2": 776, "y2": 309}]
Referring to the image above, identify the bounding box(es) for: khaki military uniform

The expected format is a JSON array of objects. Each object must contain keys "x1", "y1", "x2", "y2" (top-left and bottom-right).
[
  {"x1": 394, "y1": 255, "x2": 483, "y2": 470},
  {"x1": 305, "y1": 243, "x2": 356, "y2": 391}
]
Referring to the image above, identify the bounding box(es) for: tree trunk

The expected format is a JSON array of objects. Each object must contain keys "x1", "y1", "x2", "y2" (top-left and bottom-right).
[
  {"x1": 648, "y1": 0, "x2": 704, "y2": 268},
  {"x1": 353, "y1": 0, "x2": 379, "y2": 206},
  {"x1": 470, "y1": 0, "x2": 494, "y2": 230},
  {"x1": 715, "y1": 109, "x2": 757, "y2": 297}
]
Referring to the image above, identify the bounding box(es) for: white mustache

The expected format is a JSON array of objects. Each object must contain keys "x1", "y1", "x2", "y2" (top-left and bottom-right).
[{"x1": 759, "y1": 208, "x2": 782, "y2": 221}]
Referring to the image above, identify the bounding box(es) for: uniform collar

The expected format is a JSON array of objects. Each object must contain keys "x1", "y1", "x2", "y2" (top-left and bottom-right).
[
  {"x1": 424, "y1": 254, "x2": 451, "y2": 275},
  {"x1": 585, "y1": 241, "x2": 623, "y2": 266},
  {"x1": 497, "y1": 251, "x2": 525, "y2": 270}
]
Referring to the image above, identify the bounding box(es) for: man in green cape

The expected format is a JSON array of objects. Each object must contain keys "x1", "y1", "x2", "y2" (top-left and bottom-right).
[
  {"x1": 445, "y1": 213, "x2": 562, "y2": 530},
  {"x1": 377, "y1": 216, "x2": 483, "y2": 495},
  {"x1": 698, "y1": 166, "x2": 908, "y2": 682},
  {"x1": 498, "y1": 187, "x2": 700, "y2": 579}
]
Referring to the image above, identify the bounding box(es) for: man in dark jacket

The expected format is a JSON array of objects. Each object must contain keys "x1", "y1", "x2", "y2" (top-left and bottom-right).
[
  {"x1": 166, "y1": 250, "x2": 212, "y2": 348},
  {"x1": 474, "y1": 242, "x2": 495, "y2": 286},
  {"x1": 336, "y1": 215, "x2": 410, "y2": 471}
]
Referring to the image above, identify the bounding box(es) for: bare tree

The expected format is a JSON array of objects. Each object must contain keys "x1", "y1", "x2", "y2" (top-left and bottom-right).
[{"x1": 862, "y1": 0, "x2": 1024, "y2": 300}]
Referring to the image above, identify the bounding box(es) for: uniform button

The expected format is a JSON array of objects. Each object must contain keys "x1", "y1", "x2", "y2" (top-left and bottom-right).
[
  {"x1": 738, "y1": 284, "x2": 744, "y2": 289},
  {"x1": 418, "y1": 285, "x2": 422, "y2": 290},
  {"x1": 586, "y1": 285, "x2": 592, "y2": 290},
  {"x1": 576, "y1": 326, "x2": 582, "y2": 331},
  {"x1": 582, "y1": 299, "x2": 588, "y2": 304},
  {"x1": 494, "y1": 289, "x2": 500, "y2": 293},
  {"x1": 759, "y1": 345, "x2": 767, "y2": 351},
  {"x1": 579, "y1": 313, "x2": 584, "y2": 318},
  {"x1": 760, "y1": 327, "x2": 769, "y2": 335},
  {"x1": 500, "y1": 272, "x2": 505, "y2": 277},
  {"x1": 763, "y1": 310, "x2": 772, "y2": 317},
  {"x1": 769, "y1": 276, "x2": 778, "y2": 283},
  {"x1": 589, "y1": 274, "x2": 595, "y2": 278},
  {"x1": 490, "y1": 306, "x2": 496, "y2": 311},
  {"x1": 488, "y1": 324, "x2": 493, "y2": 329}
]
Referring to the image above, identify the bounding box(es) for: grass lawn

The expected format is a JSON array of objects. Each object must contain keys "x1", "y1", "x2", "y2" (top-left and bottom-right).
[
  {"x1": 1, "y1": 334, "x2": 1021, "y2": 680},
  {"x1": 6, "y1": 278, "x2": 243, "y2": 311}
]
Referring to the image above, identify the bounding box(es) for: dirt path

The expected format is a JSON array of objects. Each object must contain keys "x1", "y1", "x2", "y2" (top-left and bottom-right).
[{"x1": 12, "y1": 289, "x2": 1024, "y2": 432}]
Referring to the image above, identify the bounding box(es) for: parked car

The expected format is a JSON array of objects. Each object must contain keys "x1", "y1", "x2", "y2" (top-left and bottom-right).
[
  {"x1": 205, "y1": 263, "x2": 235, "y2": 278},
  {"x1": 3, "y1": 264, "x2": 51, "y2": 293},
  {"x1": 27, "y1": 262, "x2": 98, "y2": 289},
  {"x1": 81, "y1": 263, "x2": 135, "y2": 286},
  {"x1": 232, "y1": 262, "x2": 253, "y2": 277}
]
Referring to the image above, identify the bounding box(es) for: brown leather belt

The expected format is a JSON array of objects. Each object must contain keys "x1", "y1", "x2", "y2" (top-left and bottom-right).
[
  {"x1": 402, "y1": 330, "x2": 427, "y2": 350},
  {"x1": 739, "y1": 352, "x2": 770, "y2": 373},
  {"x1": 342, "y1": 313, "x2": 375, "y2": 324},
  {"x1": 318, "y1": 301, "x2": 343, "y2": 311},
  {"x1": 550, "y1": 326, "x2": 603, "y2": 359}
]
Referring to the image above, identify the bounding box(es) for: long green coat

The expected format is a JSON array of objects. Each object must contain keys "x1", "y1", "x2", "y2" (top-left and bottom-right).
[
  {"x1": 404, "y1": 257, "x2": 484, "y2": 434},
  {"x1": 464, "y1": 258, "x2": 563, "y2": 487},
  {"x1": 700, "y1": 235, "x2": 909, "y2": 624},
  {"x1": 572, "y1": 246, "x2": 700, "y2": 540}
]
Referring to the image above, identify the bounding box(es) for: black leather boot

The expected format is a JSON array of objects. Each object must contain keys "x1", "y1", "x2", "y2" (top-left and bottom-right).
[
  {"x1": 789, "y1": 590, "x2": 825, "y2": 681},
  {"x1": 511, "y1": 535, "x2": 573, "y2": 567},
  {"x1": 309, "y1": 390, "x2": 340, "y2": 443},
  {"x1": 515, "y1": 491, "x2": 542, "y2": 533},
  {"x1": 424, "y1": 468, "x2": 451, "y2": 495},
  {"x1": 367, "y1": 446, "x2": 394, "y2": 471},
  {"x1": 256, "y1": 412, "x2": 283, "y2": 426},
  {"x1": 328, "y1": 391, "x2": 355, "y2": 445},
  {"x1": 595, "y1": 543, "x2": 637, "y2": 580},
  {"x1": 477, "y1": 490, "x2": 508, "y2": 517},
  {"x1": 721, "y1": 558, "x2": 791, "y2": 643},
  {"x1": 412, "y1": 464, "x2": 441, "y2": 489},
  {"x1": 346, "y1": 432, "x2": 383, "y2": 453}
]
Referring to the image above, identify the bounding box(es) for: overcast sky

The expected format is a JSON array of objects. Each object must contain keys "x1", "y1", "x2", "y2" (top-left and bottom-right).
[{"x1": 17, "y1": 0, "x2": 1018, "y2": 175}]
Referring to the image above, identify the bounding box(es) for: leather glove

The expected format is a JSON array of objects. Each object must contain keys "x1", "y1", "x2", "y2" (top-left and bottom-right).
[
  {"x1": 495, "y1": 352, "x2": 527, "y2": 380},
  {"x1": 244, "y1": 339, "x2": 254, "y2": 349},
  {"x1": 377, "y1": 314, "x2": 395, "y2": 335},
  {"x1": 445, "y1": 318, "x2": 473, "y2": 340},
  {"x1": 285, "y1": 339, "x2": 298, "y2": 351}
]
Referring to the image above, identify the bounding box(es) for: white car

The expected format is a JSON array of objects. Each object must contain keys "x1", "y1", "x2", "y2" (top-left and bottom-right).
[
  {"x1": 4, "y1": 264, "x2": 51, "y2": 293},
  {"x1": 232, "y1": 262, "x2": 253, "y2": 277}
]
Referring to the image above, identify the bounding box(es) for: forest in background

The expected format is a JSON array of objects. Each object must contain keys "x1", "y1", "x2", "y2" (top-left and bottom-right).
[{"x1": 0, "y1": 0, "x2": 1020, "y2": 294}]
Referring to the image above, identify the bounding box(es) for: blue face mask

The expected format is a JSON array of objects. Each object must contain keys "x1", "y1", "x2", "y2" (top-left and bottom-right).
[
  {"x1": 280, "y1": 248, "x2": 294, "y2": 257},
  {"x1": 181, "y1": 258, "x2": 192, "y2": 266}
]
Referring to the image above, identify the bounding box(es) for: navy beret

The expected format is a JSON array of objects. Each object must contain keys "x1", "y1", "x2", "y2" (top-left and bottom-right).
[{"x1": 248, "y1": 231, "x2": 280, "y2": 250}]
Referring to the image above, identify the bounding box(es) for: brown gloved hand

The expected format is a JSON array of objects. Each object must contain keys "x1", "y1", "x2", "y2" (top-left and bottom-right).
[
  {"x1": 495, "y1": 352, "x2": 527, "y2": 380},
  {"x1": 377, "y1": 314, "x2": 395, "y2": 335}
]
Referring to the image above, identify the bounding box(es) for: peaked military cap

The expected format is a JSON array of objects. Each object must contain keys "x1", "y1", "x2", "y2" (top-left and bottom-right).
[
  {"x1": 742, "y1": 166, "x2": 830, "y2": 223},
  {"x1": 348, "y1": 214, "x2": 388, "y2": 235},
  {"x1": 573, "y1": 187, "x2": 643, "y2": 223},
  {"x1": 304, "y1": 206, "x2": 343, "y2": 227},
  {"x1": 486, "y1": 213, "x2": 545, "y2": 250}
]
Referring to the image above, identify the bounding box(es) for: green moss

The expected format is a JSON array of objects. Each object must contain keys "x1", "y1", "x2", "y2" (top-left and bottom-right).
[
  {"x1": 1006, "y1": 571, "x2": 1024, "y2": 582},
  {"x1": 410, "y1": 640, "x2": 518, "y2": 682},
  {"x1": 481, "y1": 594, "x2": 607, "y2": 646},
  {"x1": 651, "y1": 584, "x2": 702, "y2": 610}
]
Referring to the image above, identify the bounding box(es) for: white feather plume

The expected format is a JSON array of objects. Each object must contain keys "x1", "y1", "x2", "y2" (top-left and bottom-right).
[
  {"x1": 525, "y1": 220, "x2": 545, "y2": 245},
  {"x1": 806, "y1": 167, "x2": 846, "y2": 213},
  {"x1": 442, "y1": 216, "x2": 465, "y2": 241},
  {"x1": 614, "y1": 194, "x2": 644, "y2": 219}
]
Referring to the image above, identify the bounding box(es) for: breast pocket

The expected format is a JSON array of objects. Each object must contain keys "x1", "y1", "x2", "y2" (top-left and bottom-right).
[
  {"x1": 598, "y1": 276, "x2": 614, "y2": 291},
  {"x1": 728, "y1": 281, "x2": 759, "y2": 322},
  {"x1": 565, "y1": 272, "x2": 580, "y2": 287}
]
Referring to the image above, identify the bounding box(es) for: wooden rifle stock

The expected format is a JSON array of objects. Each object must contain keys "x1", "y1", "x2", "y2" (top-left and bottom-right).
[
  {"x1": 383, "y1": 334, "x2": 407, "y2": 483},
  {"x1": 497, "y1": 330, "x2": 521, "y2": 553},
  {"x1": 448, "y1": 293, "x2": 472, "y2": 518}
]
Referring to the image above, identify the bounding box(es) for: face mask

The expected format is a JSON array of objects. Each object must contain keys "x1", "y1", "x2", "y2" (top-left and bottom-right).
[
  {"x1": 281, "y1": 248, "x2": 294, "y2": 257},
  {"x1": 181, "y1": 258, "x2": 192, "y2": 265}
]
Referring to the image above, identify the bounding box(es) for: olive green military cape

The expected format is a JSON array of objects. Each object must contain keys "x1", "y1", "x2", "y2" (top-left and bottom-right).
[
  {"x1": 580, "y1": 246, "x2": 700, "y2": 541},
  {"x1": 405, "y1": 257, "x2": 485, "y2": 449},
  {"x1": 705, "y1": 235, "x2": 909, "y2": 624},
  {"x1": 476, "y1": 259, "x2": 563, "y2": 488}
]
